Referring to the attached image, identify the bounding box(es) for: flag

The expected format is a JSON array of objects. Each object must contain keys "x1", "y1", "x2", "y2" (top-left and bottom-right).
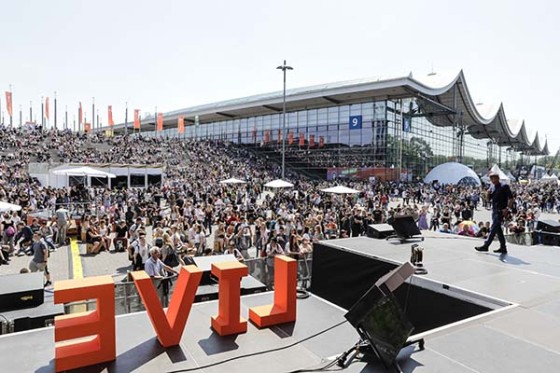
[
  {"x1": 108, "y1": 105, "x2": 114, "y2": 126},
  {"x1": 157, "y1": 113, "x2": 163, "y2": 131},
  {"x1": 319, "y1": 136, "x2": 325, "y2": 148},
  {"x1": 134, "y1": 109, "x2": 140, "y2": 129},
  {"x1": 264, "y1": 130, "x2": 270, "y2": 144},
  {"x1": 277, "y1": 129, "x2": 282, "y2": 143},
  {"x1": 84, "y1": 122, "x2": 91, "y2": 133},
  {"x1": 78, "y1": 102, "x2": 83, "y2": 124},
  {"x1": 5, "y1": 91, "x2": 12, "y2": 117},
  {"x1": 178, "y1": 115, "x2": 184, "y2": 134},
  {"x1": 349, "y1": 115, "x2": 362, "y2": 130},
  {"x1": 299, "y1": 133, "x2": 305, "y2": 146},
  {"x1": 309, "y1": 134, "x2": 315, "y2": 147},
  {"x1": 288, "y1": 130, "x2": 294, "y2": 145},
  {"x1": 251, "y1": 127, "x2": 256, "y2": 143},
  {"x1": 45, "y1": 97, "x2": 50, "y2": 120},
  {"x1": 402, "y1": 116, "x2": 411, "y2": 133}
]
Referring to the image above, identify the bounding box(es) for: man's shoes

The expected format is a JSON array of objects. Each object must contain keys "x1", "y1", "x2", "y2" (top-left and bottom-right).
[
  {"x1": 493, "y1": 247, "x2": 508, "y2": 254},
  {"x1": 475, "y1": 245, "x2": 489, "y2": 252},
  {"x1": 44, "y1": 281, "x2": 52, "y2": 287}
]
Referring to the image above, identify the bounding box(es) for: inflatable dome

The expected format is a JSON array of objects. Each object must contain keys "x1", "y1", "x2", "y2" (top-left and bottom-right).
[{"x1": 424, "y1": 162, "x2": 481, "y2": 186}]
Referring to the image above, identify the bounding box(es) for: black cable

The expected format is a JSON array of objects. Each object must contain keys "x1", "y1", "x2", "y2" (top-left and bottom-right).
[{"x1": 166, "y1": 319, "x2": 348, "y2": 373}]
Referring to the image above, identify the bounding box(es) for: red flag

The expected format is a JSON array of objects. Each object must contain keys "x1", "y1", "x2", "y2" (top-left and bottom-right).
[
  {"x1": 277, "y1": 129, "x2": 282, "y2": 143},
  {"x1": 134, "y1": 109, "x2": 140, "y2": 129},
  {"x1": 319, "y1": 136, "x2": 325, "y2": 148},
  {"x1": 178, "y1": 115, "x2": 185, "y2": 134},
  {"x1": 157, "y1": 113, "x2": 163, "y2": 131},
  {"x1": 309, "y1": 134, "x2": 315, "y2": 147},
  {"x1": 78, "y1": 102, "x2": 83, "y2": 124},
  {"x1": 45, "y1": 97, "x2": 50, "y2": 120},
  {"x1": 251, "y1": 127, "x2": 256, "y2": 143},
  {"x1": 288, "y1": 131, "x2": 294, "y2": 145},
  {"x1": 108, "y1": 105, "x2": 114, "y2": 126},
  {"x1": 5, "y1": 92, "x2": 12, "y2": 117},
  {"x1": 84, "y1": 122, "x2": 91, "y2": 133},
  {"x1": 264, "y1": 130, "x2": 270, "y2": 144},
  {"x1": 299, "y1": 133, "x2": 305, "y2": 147}
]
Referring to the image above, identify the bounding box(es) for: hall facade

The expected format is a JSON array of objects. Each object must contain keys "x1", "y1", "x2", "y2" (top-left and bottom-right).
[{"x1": 113, "y1": 70, "x2": 548, "y2": 181}]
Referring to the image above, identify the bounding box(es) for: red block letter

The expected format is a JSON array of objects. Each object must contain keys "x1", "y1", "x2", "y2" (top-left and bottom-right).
[
  {"x1": 54, "y1": 276, "x2": 115, "y2": 372},
  {"x1": 211, "y1": 261, "x2": 248, "y2": 336},
  {"x1": 249, "y1": 255, "x2": 297, "y2": 327},
  {"x1": 132, "y1": 265, "x2": 202, "y2": 347}
]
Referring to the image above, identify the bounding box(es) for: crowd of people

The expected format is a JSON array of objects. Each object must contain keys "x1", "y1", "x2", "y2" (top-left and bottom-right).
[{"x1": 0, "y1": 125, "x2": 559, "y2": 284}]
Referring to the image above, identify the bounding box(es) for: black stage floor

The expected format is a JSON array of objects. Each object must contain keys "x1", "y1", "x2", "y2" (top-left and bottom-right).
[{"x1": 2, "y1": 234, "x2": 560, "y2": 372}]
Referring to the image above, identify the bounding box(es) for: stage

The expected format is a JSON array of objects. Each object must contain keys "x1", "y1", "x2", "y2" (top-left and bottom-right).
[{"x1": 2, "y1": 233, "x2": 560, "y2": 372}]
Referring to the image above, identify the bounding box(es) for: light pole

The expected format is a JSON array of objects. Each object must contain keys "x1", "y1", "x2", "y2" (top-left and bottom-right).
[{"x1": 277, "y1": 60, "x2": 293, "y2": 179}]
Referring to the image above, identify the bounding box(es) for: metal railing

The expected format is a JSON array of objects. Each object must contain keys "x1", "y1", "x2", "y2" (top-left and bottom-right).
[{"x1": 64, "y1": 256, "x2": 313, "y2": 315}]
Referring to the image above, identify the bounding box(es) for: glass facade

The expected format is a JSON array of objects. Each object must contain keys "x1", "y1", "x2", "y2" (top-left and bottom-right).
[{"x1": 141, "y1": 97, "x2": 522, "y2": 181}]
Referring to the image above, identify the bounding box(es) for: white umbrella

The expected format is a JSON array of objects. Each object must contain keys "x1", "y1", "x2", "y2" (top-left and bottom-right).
[
  {"x1": 53, "y1": 166, "x2": 116, "y2": 178},
  {"x1": 220, "y1": 177, "x2": 246, "y2": 184},
  {"x1": 321, "y1": 186, "x2": 360, "y2": 194},
  {"x1": 0, "y1": 201, "x2": 22, "y2": 212},
  {"x1": 264, "y1": 179, "x2": 294, "y2": 188}
]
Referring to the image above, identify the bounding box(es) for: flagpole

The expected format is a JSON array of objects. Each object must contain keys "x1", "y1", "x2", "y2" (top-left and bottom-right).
[
  {"x1": 92, "y1": 97, "x2": 95, "y2": 133},
  {"x1": 19, "y1": 105, "x2": 22, "y2": 127},
  {"x1": 41, "y1": 96, "x2": 44, "y2": 130},
  {"x1": 9, "y1": 84, "x2": 12, "y2": 127},
  {"x1": 124, "y1": 102, "x2": 128, "y2": 136},
  {"x1": 54, "y1": 91, "x2": 57, "y2": 130},
  {"x1": 65, "y1": 105, "x2": 68, "y2": 130},
  {"x1": 29, "y1": 101, "x2": 32, "y2": 123}
]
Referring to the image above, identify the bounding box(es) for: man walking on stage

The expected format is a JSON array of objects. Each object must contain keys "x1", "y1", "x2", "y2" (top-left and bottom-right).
[{"x1": 475, "y1": 171, "x2": 513, "y2": 254}]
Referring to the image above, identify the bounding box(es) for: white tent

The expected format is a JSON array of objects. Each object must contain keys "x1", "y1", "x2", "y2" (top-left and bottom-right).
[
  {"x1": 220, "y1": 177, "x2": 246, "y2": 184},
  {"x1": 320, "y1": 186, "x2": 360, "y2": 194},
  {"x1": 424, "y1": 162, "x2": 481, "y2": 186},
  {"x1": 0, "y1": 201, "x2": 22, "y2": 212},
  {"x1": 489, "y1": 164, "x2": 510, "y2": 184},
  {"x1": 264, "y1": 179, "x2": 294, "y2": 188},
  {"x1": 53, "y1": 166, "x2": 116, "y2": 178}
]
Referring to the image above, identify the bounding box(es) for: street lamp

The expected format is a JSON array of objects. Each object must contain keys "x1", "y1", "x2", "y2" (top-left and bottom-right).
[{"x1": 277, "y1": 60, "x2": 293, "y2": 179}]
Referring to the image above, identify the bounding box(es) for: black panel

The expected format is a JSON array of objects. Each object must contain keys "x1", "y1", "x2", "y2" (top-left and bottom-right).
[{"x1": 311, "y1": 242, "x2": 493, "y2": 335}]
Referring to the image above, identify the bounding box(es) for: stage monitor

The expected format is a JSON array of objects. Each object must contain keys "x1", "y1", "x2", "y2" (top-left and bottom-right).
[{"x1": 344, "y1": 262, "x2": 415, "y2": 367}]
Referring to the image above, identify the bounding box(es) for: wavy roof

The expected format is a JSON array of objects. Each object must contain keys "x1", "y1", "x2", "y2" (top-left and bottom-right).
[
  {"x1": 115, "y1": 70, "x2": 547, "y2": 155},
  {"x1": 407, "y1": 70, "x2": 547, "y2": 154}
]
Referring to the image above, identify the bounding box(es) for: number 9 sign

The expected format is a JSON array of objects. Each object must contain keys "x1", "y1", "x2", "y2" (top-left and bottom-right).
[{"x1": 349, "y1": 115, "x2": 362, "y2": 130}]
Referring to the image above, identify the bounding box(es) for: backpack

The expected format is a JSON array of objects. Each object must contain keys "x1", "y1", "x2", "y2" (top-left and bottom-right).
[
  {"x1": 163, "y1": 245, "x2": 179, "y2": 267},
  {"x1": 5, "y1": 226, "x2": 15, "y2": 237}
]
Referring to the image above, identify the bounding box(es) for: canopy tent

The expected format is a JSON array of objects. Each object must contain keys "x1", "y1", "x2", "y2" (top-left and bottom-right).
[
  {"x1": 219, "y1": 177, "x2": 246, "y2": 184},
  {"x1": 423, "y1": 162, "x2": 481, "y2": 186},
  {"x1": 53, "y1": 166, "x2": 116, "y2": 178},
  {"x1": 489, "y1": 164, "x2": 510, "y2": 184},
  {"x1": 0, "y1": 201, "x2": 22, "y2": 212},
  {"x1": 320, "y1": 186, "x2": 360, "y2": 194},
  {"x1": 264, "y1": 179, "x2": 294, "y2": 188},
  {"x1": 506, "y1": 171, "x2": 516, "y2": 181}
]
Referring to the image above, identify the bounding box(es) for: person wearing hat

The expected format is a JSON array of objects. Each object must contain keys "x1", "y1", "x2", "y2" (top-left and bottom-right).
[{"x1": 475, "y1": 171, "x2": 513, "y2": 254}]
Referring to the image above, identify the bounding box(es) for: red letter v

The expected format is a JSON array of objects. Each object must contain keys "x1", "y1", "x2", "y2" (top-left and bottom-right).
[{"x1": 132, "y1": 265, "x2": 202, "y2": 347}]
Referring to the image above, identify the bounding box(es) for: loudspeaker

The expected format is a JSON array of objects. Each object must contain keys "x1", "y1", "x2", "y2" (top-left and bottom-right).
[
  {"x1": 192, "y1": 254, "x2": 238, "y2": 285},
  {"x1": 0, "y1": 272, "x2": 44, "y2": 312},
  {"x1": 390, "y1": 215, "x2": 421, "y2": 238},
  {"x1": 344, "y1": 262, "x2": 415, "y2": 368},
  {"x1": 540, "y1": 232, "x2": 560, "y2": 246},
  {"x1": 366, "y1": 224, "x2": 394, "y2": 239},
  {"x1": 536, "y1": 220, "x2": 560, "y2": 233}
]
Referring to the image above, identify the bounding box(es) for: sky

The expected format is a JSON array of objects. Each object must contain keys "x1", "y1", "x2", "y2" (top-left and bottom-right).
[{"x1": 1, "y1": 0, "x2": 559, "y2": 152}]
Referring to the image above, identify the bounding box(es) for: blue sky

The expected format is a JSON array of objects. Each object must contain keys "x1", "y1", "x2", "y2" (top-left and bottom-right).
[{"x1": 1, "y1": 0, "x2": 558, "y2": 152}]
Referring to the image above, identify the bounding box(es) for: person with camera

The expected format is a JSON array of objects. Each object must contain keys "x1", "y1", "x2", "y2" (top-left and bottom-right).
[{"x1": 475, "y1": 171, "x2": 513, "y2": 254}]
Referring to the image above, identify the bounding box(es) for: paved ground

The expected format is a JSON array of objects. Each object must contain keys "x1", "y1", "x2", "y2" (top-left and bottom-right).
[{"x1": 1, "y1": 200, "x2": 558, "y2": 283}]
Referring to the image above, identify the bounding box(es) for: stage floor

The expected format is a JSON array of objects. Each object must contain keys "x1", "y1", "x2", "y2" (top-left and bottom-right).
[{"x1": 2, "y1": 233, "x2": 560, "y2": 372}]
